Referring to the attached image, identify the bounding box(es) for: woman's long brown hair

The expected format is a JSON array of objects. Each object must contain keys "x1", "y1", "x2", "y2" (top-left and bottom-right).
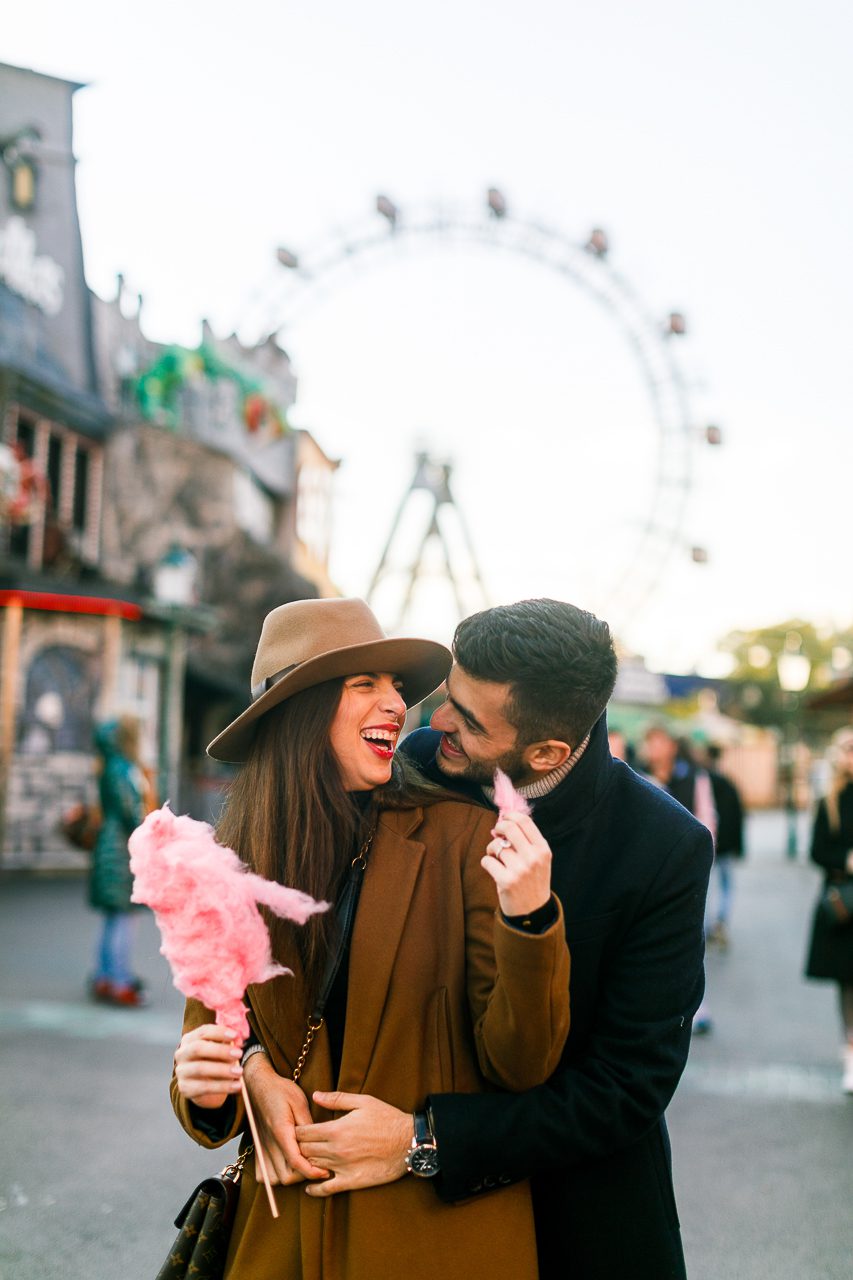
[{"x1": 216, "y1": 678, "x2": 443, "y2": 999}]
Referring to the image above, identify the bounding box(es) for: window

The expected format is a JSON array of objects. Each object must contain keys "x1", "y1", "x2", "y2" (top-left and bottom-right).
[
  {"x1": 19, "y1": 645, "x2": 96, "y2": 754},
  {"x1": 1, "y1": 405, "x2": 101, "y2": 569}
]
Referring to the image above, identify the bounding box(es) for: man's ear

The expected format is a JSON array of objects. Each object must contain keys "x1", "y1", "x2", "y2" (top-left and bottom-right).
[{"x1": 522, "y1": 739, "x2": 572, "y2": 775}]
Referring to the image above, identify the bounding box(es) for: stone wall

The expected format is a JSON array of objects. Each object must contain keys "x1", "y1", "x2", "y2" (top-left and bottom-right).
[
  {"x1": 4, "y1": 752, "x2": 95, "y2": 870},
  {"x1": 99, "y1": 422, "x2": 239, "y2": 585}
]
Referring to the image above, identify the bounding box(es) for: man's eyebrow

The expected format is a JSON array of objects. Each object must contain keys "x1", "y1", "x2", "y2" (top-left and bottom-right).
[{"x1": 446, "y1": 677, "x2": 488, "y2": 734}]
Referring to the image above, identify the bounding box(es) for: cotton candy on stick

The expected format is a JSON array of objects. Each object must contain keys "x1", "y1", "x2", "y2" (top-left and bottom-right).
[{"x1": 129, "y1": 804, "x2": 329, "y2": 1218}]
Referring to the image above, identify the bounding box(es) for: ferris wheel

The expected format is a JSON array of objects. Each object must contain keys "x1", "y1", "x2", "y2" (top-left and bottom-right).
[{"x1": 243, "y1": 189, "x2": 720, "y2": 628}]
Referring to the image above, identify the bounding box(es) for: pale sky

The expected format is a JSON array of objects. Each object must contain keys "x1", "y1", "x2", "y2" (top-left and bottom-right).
[{"x1": 6, "y1": 1, "x2": 853, "y2": 672}]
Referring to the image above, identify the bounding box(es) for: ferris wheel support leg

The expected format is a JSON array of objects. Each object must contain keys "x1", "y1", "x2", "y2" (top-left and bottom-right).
[
  {"x1": 366, "y1": 481, "x2": 416, "y2": 603},
  {"x1": 452, "y1": 505, "x2": 489, "y2": 609},
  {"x1": 434, "y1": 509, "x2": 469, "y2": 623},
  {"x1": 392, "y1": 510, "x2": 440, "y2": 633}
]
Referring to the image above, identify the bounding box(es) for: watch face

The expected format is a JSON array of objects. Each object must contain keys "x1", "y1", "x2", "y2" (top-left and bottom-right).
[{"x1": 408, "y1": 1144, "x2": 439, "y2": 1177}]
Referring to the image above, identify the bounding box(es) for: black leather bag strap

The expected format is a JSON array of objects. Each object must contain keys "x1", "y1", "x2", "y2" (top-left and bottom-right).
[{"x1": 291, "y1": 818, "x2": 376, "y2": 1083}]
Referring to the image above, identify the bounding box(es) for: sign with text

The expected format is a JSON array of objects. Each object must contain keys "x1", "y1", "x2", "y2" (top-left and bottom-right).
[{"x1": 0, "y1": 216, "x2": 65, "y2": 316}]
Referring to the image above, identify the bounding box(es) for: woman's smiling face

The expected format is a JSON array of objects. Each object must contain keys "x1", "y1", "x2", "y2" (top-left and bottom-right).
[{"x1": 329, "y1": 672, "x2": 407, "y2": 791}]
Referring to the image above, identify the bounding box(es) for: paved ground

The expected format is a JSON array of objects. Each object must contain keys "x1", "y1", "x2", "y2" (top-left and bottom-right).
[{"x1": 1, "y1": 810, "x2": 851, "y2": 1279}]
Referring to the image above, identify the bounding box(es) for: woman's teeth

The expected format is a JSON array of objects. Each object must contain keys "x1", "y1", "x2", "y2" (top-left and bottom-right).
[{"x1": 361, "y1": 729, "x2": 397, "y2": 757}]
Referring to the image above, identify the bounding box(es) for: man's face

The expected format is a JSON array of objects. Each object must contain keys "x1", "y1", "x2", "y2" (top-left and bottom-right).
[{"x1": 429, "y1": 664, "x2": 528, "y2": 784}]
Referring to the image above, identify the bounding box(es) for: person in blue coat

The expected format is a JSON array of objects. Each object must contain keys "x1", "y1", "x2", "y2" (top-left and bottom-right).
[
  {"x1": 88, "y1": 716, "x2": 148, "y2": 1006},
  {"x1": 283, "y1": 599, "x2": 713, "y2": 1280}
]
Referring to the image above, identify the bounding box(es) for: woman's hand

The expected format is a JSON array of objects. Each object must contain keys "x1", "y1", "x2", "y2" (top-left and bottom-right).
[
  {"x1": 173, "y1": 1023, "x2": 244, "y2": 1110},
  {"x1": 242, "y1": 1055, "x2": 330, "y2": 1185},
  {"x1": 296, "y1": 1092, "x2": 413, "y2": 1197},
  {"x1": 483, "y1": 812, "x2": 554, "y2": 917}
]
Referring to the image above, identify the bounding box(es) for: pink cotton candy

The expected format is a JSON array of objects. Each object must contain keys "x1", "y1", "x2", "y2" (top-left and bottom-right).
[
  {"x1": 129, "y1": 804, "x2": 328, "y2": 1042},
  {"x1": 493, "y1": 768, "x2": 532, "y2": 818}
]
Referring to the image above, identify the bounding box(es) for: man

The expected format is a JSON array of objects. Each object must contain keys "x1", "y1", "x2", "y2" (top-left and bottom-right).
[{"x1": 249, "y1": 599, "x2": 712, "y2": 1279}]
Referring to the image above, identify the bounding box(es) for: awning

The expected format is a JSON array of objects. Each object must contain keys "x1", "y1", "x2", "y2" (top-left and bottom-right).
[{"x1": 806, "y1": 679, "x2": 853, "y2": 710}]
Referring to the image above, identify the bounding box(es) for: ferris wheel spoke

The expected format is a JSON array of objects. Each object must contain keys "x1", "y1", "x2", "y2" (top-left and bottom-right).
[{"x1": 248, "y1": 196, "x2": 714, "y2": 630}]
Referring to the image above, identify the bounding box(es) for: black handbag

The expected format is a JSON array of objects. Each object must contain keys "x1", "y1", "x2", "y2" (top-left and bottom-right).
[
  {"x1": 819, "y1": 878, "x2": 853, "y2": 928},
  {"x1": 155, "y1": 824, "x2": 375, "y2": 1279}
]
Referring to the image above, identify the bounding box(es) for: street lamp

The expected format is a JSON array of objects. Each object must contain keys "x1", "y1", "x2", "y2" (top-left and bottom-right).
[
  {"x1": 152, "y1": 545, "x2": 199, "y2": 807},
  {"x1": 777, "y1": 635, "x2": 812, "y2": 859},
  {"x1": 1, "y1": 126, "x2": 40, "y2": 212}
]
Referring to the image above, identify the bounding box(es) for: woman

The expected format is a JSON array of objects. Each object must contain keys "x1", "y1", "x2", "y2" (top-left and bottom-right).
[
  {"x1": 804, "y1": 726, "x2": 853, "y2": 1094},
  {"x1": 89, "y1": 715, "x2": 148, "y2": 1006},
  {"x1": 170, "y1": 598, "x2": 570, "y2": 1279}
]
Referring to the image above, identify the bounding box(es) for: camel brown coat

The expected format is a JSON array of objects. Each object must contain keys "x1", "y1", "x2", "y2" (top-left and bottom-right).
[{"x1": 171, "y1": 800, "x2": 570, "y2": 1280}]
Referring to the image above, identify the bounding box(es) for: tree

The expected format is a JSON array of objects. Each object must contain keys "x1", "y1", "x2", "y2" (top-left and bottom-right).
[{"x1": 716, "y1": 619, "x2": 853, "y2": 728}]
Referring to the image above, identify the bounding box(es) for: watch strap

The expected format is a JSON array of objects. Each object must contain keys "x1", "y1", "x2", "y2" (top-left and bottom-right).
[
  {"x1": 241, "y1": 1042, "x2": 268, "y2": 1069},
  {"x1": 412, "y1": 1110, "x2": 433, "y2": 1147}
]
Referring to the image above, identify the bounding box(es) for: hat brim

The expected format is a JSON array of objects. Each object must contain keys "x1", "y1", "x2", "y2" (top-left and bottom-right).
[{"x1": 207, "y1": 636, "x2": 451, "y2": 763}]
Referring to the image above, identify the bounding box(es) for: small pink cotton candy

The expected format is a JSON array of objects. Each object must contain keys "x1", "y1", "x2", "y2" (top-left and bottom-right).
[
  {"x1": 493, "y1": 768, "x2": 532, "y2": 818},
  {"x1": 129, "y1": 804, "x2": 328, "y2": 1042}
]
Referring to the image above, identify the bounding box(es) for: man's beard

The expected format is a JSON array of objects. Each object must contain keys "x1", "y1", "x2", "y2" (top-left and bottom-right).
[{"x1": 435, "y1": 739, "x2": 529, "y2": 786}]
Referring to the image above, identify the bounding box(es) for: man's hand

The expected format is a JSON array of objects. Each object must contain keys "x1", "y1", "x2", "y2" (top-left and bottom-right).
[
  {"x1": 484, "y1": 811, "x2": 553, "y2": 917},
  {"x1": 242, "y1": 1055, "x2": 329, "y2": 1186},
  {"x1": 296, "y1": 1092, "x2": 414, "y2": 1197}
]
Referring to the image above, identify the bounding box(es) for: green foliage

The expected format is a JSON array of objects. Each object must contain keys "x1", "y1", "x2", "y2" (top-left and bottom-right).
[{"x1": 717, "y1": 620, "x2": 853, "y2": 728}]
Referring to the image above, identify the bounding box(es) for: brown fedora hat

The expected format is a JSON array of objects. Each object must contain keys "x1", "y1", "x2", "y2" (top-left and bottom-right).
[{"x1": 207, "y1": 598, "x2": 450, "y2": 763}]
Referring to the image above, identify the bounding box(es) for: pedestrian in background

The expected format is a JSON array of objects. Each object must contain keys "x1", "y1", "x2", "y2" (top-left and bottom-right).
[
  {"x1": 703, "y1": 743, "x2": 745, "y2": 950},
  {"x1": 804, "y1": 726, "x2": 853, "y2": 1094},
  {"x1": 642, "y1": 727, "x2": 717, "y2": 838},
  {"x1": 89, "y1": 715, "x2": 148, "y2": 1007},
  {"x1": 642, "y1": 725, "x2": 716, "y2": 1034},
  {"x1": 609, "y1": 728, "x2": 640, "y2": 769}
]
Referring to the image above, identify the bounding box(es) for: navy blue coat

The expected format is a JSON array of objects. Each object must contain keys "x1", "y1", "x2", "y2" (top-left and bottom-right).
[{"x1": 402, "y1": 716, "x2": 713, "y2": 1280}]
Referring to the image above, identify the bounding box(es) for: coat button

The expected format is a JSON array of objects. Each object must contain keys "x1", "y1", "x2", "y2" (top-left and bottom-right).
[
  {"x1": 469, "y1": 1182, "x2": 483, "y2": 1194},
  {"x1": 498, "y1": 1175, "x2": 512, "y2": 1185},
  {"x1": 483, "y1": 1175, "x2": 497, "y2": 1189}
]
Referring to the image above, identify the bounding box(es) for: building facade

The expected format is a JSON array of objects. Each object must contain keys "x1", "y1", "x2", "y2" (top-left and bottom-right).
[{"x1": 0, "y1": 62, "x2": 337, "y2": 867}]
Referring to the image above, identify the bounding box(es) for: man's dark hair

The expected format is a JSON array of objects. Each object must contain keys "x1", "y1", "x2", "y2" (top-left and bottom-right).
[{"x1": 452, "y1": 599, "x2": 618, "y2": 747}]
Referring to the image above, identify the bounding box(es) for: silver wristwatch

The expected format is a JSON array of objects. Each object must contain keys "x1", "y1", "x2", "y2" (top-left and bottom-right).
[{"x1": 241, "y1": 1042, "x2": 268, "y2": 1069}]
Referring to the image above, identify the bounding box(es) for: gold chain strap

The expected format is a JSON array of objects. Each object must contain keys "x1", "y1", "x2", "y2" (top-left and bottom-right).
[
  {"x1": 350, "y1": 823, "x2": 374, "y2": 872},
  {"x1": 292, "y1": 1015, "x2": 324, "y2": 1083},
  {"x1": 221, "y1": 1147, "x2": 251, "y2": 1182}
]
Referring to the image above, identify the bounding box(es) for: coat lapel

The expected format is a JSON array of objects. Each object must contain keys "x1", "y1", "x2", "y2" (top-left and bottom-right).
[
  {"x1": 338, "y1": 806, "x2": 426, "y2": 1092},
  {"x1": 248, "y1": 945, "x2": 306, "y2": 1076}
]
